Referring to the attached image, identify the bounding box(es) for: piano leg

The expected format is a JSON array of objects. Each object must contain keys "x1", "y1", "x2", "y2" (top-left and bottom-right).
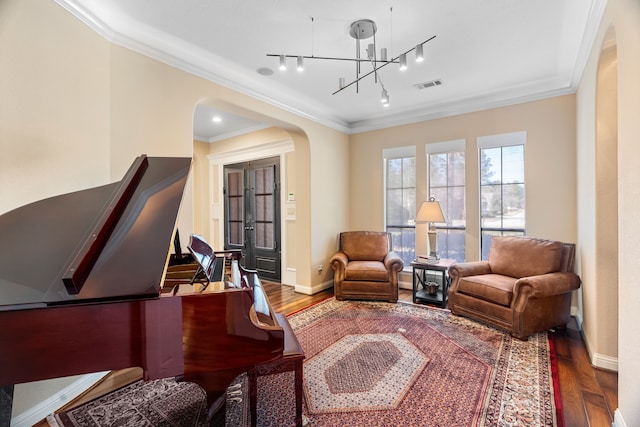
[{"x1": 206, "y1": 392, "x2": 227, "y2": 427}]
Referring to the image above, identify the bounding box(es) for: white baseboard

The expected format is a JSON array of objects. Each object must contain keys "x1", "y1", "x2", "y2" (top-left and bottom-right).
[
  {"x1": 591, "y1": 352, "x2": 619, "y2": 372},
  {"x1": 576, "y1": 312, "x2": 619, "y2": 372},
  {"x1": 299, "y1": 278, "x2": 412, "y2": 297},
  {"x1": 614, "y1": 408, "x2": 627, "y2": 427},
  {"x1": 571, "y1": 305, "x2": 580, "y2": 320},
  {"x1": 295, "y1": 279, "x2": 333, "y2": 296},
  {"x1": 399, "y1": 278, "x2": 412, "y2": 290},
  {"x1": 281, "y1": 268, "x2": 296, "y2": 290},
  {"x1": 11, "y1": 372, "x2": 108, "y2": 427}
]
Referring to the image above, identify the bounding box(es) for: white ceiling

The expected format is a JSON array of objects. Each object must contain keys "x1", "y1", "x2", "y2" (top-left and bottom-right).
[
  {"x1": 193, "y1": 104, "x2": 268, "y2": 143},
  {"x1": 56, "y1": 0, "x2": 604, "y2": 139}
]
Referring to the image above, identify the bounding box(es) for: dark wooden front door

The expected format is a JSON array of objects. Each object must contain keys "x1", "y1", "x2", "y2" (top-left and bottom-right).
[{"x1": 224, "y1": 157, "x2": 281, "y2": 281}]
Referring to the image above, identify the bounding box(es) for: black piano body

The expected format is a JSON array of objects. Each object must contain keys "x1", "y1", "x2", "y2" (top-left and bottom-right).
[{"x1": 0, "y1": 155, "x2": 285, "y2": 424}]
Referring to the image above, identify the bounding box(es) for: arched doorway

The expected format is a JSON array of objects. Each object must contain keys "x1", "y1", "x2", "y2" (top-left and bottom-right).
[{"x1": 191, "y1": 102, "x2": 298, "y2": 286}]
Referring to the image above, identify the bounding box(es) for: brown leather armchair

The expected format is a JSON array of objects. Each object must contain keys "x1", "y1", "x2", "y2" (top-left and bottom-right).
[
  {"x1": 448, "y1": 236, "x2": 581, "y2": 340},
  {"x1": 329, "y1": 231, "x2": 404, "y2": 303}
]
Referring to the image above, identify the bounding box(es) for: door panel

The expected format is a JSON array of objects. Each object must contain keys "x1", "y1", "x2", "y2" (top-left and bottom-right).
[
  {"x1": 224, "y1": 157, "x2": 281, "y2": 281},
  {"x1": 225, "y1": 168, "x2": 245, "y2": 248}
]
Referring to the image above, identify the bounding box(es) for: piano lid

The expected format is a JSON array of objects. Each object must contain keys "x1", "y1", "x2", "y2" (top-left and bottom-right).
[{"x1": 0, "y1": 156, "x2": 192, "y2": 310}]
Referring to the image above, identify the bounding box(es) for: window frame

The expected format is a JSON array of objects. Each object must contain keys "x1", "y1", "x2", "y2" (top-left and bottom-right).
[
  {"x1": 426, "y1": 139, "x2": 466, "y2": 263},
  {"x1": 477, "y1": 131, "x2": 527, "y2": 259},
  {"x1": 383, "y1": 146, "x2": 417, "y2": 269}
]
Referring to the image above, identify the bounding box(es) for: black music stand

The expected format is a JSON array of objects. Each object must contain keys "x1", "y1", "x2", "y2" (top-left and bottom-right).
[
  {"x1": 186, "y1": 234, "x2": 244, "y2": 287},
  {"x1": 187, "y1": 234, "x2": 219, "y2": 286}
]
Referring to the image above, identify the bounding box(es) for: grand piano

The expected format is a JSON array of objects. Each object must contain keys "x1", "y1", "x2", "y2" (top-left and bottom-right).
[{"x1": 0, "y1": 155, "x2": 285, "y2": 425}]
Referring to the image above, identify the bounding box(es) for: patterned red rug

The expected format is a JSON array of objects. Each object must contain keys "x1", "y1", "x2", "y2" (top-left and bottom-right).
[
  {"x1": 254, "y1": 298, "x2": 563, "y2": 427},
  {"x1": 55, "y1": 298, "x2": 563, "y2": 427}
]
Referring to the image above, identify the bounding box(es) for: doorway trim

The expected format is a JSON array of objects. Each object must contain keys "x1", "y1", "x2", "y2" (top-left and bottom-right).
[
  {"x1": 590, "y1": 25, "x2": 618, "y2": 372},
  {"x1": 207, "y1": 139, "x2": 296, "y2": 286}
]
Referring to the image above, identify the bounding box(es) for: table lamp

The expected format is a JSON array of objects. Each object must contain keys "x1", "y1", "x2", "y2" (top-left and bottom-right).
[{"x1": 416, "y1": 197, "x2": 447, "y2": 261}]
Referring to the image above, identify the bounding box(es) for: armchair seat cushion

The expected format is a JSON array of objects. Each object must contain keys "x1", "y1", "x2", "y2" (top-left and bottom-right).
[
  {"x1": 345, "y1": 261, "x2": 389, "y2": 282},
  {"x1": 457, "y1": 274, "x2": 517, "y2": 307}
]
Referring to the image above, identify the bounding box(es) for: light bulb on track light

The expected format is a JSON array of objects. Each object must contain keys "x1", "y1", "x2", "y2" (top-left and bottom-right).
[
  {"x1": 381, "y1": 88, "x2": 389, "y2": 105},
  {"x1": 399, "y1": 53, "x2": 407, "y2": 70},
  {"x1": 415, "y1": 44, "x2": 424, "y2": 62}
]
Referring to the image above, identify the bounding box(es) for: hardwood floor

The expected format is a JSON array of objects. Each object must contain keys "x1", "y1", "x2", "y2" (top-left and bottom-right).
[{"x1": 36, "y1": 283, "x2": 617, "y2": 427}]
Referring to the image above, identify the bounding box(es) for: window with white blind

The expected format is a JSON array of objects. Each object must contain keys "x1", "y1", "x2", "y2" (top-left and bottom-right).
[{"x1": 478, "y1": 131, "x2": 526, "y2": 260}]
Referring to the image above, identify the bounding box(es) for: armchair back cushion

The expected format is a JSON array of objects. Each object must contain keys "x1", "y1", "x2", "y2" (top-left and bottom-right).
[
  {"x1": 340, "y1": 231, "x2": 391, "y2": 262},
  {"x1": 488, "y1": 236, "x2": 564, "y2": 278}
]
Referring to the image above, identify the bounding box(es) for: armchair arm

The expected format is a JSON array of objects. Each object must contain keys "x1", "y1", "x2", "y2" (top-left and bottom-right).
[
  {"x1": 449, "y1": 261, "x2": 491, "y2": 280},
  {"x1": 448, "y1": 261, "x2": 491, "y2": 311},
  {"x1": 383, "y1": 251, "x2": 404, "y2": 272},
  {"x1": 514, "y1": 272, "x2": 581, "y2": 298},
  {"x1": 329, "y1": 251, "x2": 348, "y2": 272}
]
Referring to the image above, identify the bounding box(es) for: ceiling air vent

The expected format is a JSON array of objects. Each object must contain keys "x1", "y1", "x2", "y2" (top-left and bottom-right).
[{"x1": 415, "y1": 79, "x2": 444, "y2": 90}]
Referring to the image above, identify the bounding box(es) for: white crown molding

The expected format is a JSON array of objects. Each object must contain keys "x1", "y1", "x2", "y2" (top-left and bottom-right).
[
  {"x1": 349, "y1": 82, "x2": 576, "y2": 134},
  {"x1": 53, "y1": 0, "x2": 351, "y2": 134},
  {"x1": 206, "y1": 139, "x2": 294, "y2": 164},
  {"x1": 194, "y1": 124, "x2": 272, "y2": 144},
  {"x1": 570, "y1": 0, "x2": 609, "y2": 88},
  {"x1": 54, "y1": 0, "x2": 606, "y2": 136}
]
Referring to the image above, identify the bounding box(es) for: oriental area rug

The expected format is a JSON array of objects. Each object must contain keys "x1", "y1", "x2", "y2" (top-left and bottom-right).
[{"x1": 55, "y1": 298, "x2": 564, "y2": 427}]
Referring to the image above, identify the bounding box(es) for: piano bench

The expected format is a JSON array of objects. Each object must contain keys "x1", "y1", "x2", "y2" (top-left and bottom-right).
[{"x1": 248, "y1": 312, "x2": 305, "y2": 427}]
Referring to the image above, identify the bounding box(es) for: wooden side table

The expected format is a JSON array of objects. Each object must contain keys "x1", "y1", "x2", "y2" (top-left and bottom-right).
[{"x1": 410, "y1": 258, "x2": 456, "y2": 308}]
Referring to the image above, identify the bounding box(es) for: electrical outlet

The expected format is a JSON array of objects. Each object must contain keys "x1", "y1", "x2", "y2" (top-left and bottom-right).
[{"x1": 317, "y1": 264, "x2": 323, "y2": 274}]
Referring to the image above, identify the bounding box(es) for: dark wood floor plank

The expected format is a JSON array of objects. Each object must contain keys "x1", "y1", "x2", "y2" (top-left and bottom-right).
[
  {"x1": 569, "y1": 335, "x2": 604, "y2": 396},
  {"x1": 594, "y1": 368, "x2": 618, "y2": 419},
  {"x1": 582, "y1": 390, "x2": 613, "y2": 426},
  {"x1": 557, "y1": 355, "x2": 590, "y2": 427},
  {"x1": 552, "y1": 327, "x2": 573, "y2": 360}
]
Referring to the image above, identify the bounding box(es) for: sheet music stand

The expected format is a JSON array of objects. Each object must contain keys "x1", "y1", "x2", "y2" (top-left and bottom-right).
[{"x1": 187, "y1": 234, "x2": 243, "y2": 286}]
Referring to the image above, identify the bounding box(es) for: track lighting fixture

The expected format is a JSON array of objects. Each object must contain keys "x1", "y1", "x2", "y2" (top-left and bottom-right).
[{"x1": 268, "y1": 16, "x2": 435, "y2": 108}]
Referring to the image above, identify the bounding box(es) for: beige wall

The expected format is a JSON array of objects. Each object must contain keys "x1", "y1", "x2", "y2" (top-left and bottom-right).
[
  {"x1": 350, "y1": 95, "x2": 578, "y2": 262},
  {"x1": 193, "y1": 139, "x2": 210, "y2": 236},
  {"x1": 5, "y1": 0, "x2": 640, "y2": 424},
  {"x1": 2, "y1": 0, "x2": 350, "y2": 420},
  {"x1": 1, "y1": 0, "x2": 352, "y2": 289},
  {"x1": 0, "y1": 0, "x2": 113, "y2": 416},
  {"x1": 0, "y1": 0, "x2": 111, "y2": 215},
  {"x1": 577, "y1": 0, "x2": 640, "y2": 424}
]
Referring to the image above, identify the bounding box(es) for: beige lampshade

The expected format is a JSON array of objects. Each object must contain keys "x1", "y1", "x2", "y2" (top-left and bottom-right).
[{"x1": 416, "y1": 198, "x2": 446, "y2": 223}]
